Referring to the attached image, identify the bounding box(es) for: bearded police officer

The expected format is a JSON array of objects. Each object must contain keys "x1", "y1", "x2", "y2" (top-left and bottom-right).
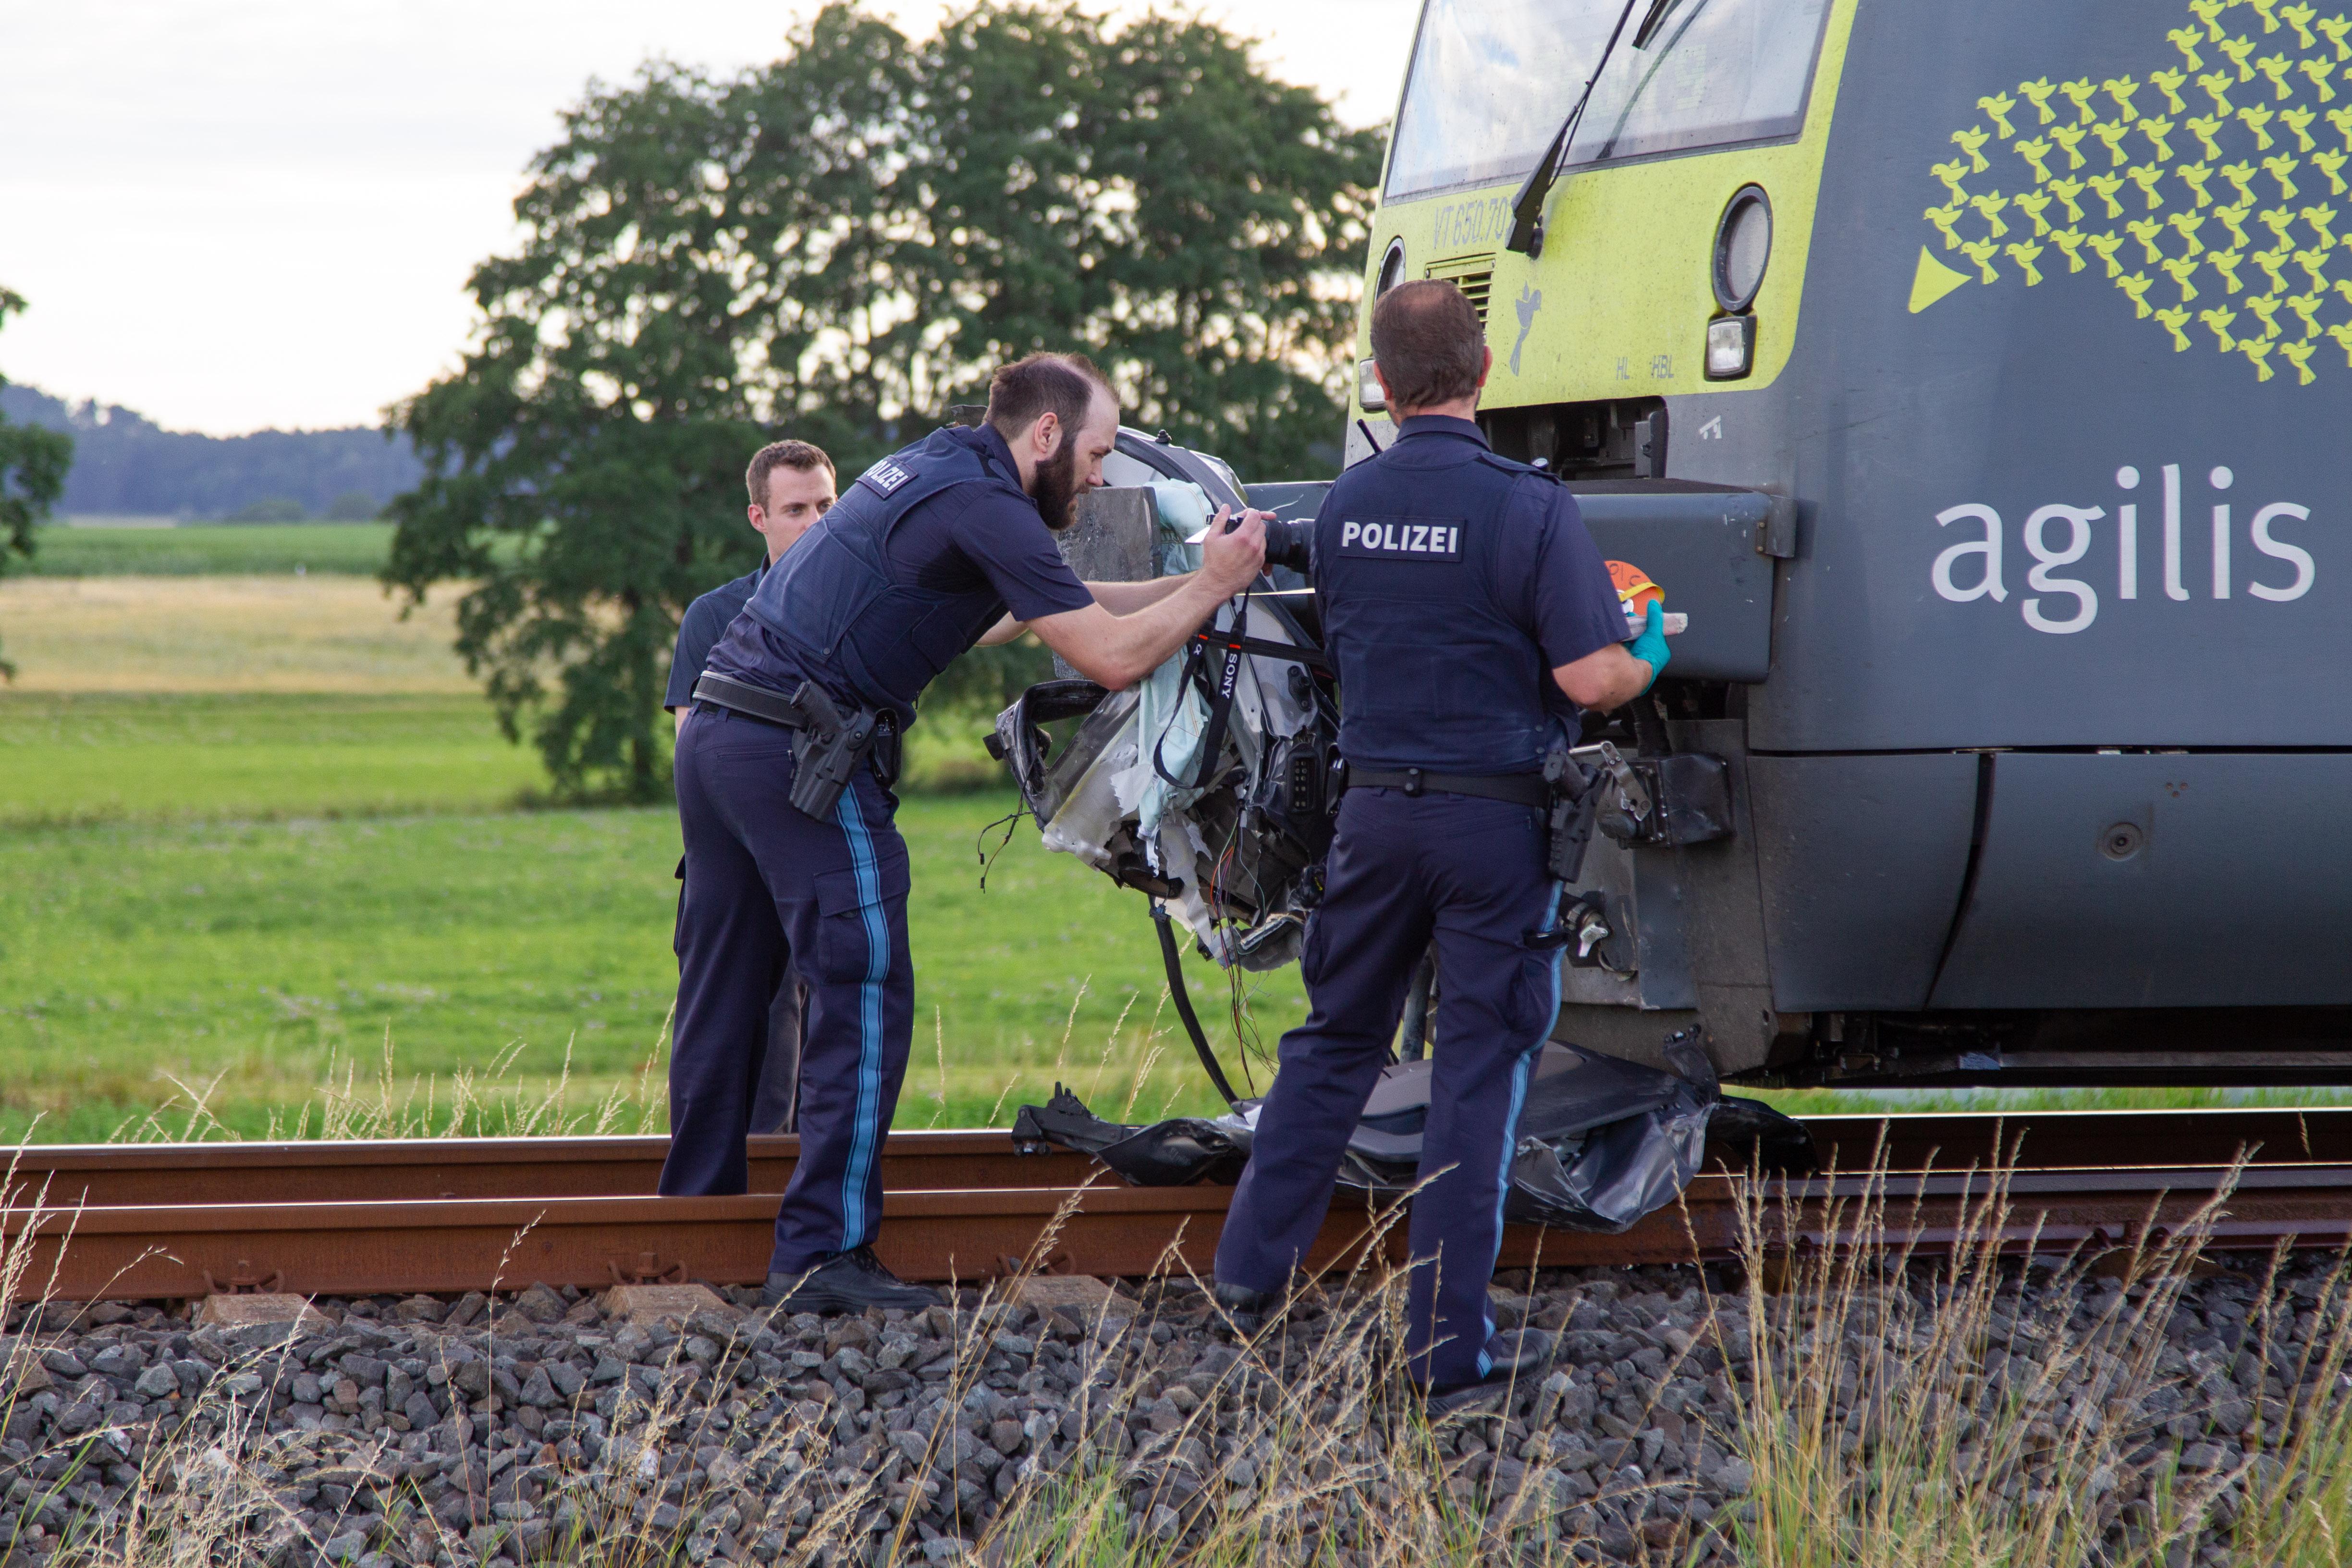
[
  {"x1": 670, "y1": 353, "x2": 1269, "y2": 1312},
  {"x1": 1212, "y1": 281, "x2": 1671, "y2": 1413}
]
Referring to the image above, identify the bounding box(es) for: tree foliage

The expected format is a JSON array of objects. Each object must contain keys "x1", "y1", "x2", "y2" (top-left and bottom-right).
[
  {"x1": 387, "y1": 3, "x2": 1381, "y2": 799},
  {"x1": 0, "y1": 289, "x2": 74, "y2": 680}
]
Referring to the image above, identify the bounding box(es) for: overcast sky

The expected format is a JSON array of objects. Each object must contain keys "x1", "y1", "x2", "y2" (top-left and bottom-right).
[{"x1": 0, "y1": 1, "x2": 1414, "y2": 436}]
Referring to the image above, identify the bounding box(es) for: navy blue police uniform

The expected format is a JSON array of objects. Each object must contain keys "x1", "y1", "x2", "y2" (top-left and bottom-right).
[
  {"x1": 1213, "y1": 414, "x2": 1629, "y2": 1392},
  {"x1": 666, "y1": 422, "x2": 1094, "y2": 1283},
  {"x1": 666, "y1": 565, "x2": 763, "y2": 713},
  {"x1": 665, "y1": 560, "x2": 804, "y2": 1138}
]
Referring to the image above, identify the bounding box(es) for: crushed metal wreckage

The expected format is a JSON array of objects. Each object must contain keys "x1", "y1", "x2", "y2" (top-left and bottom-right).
[
  {"x1": 994, "y1": 430, "x2": 1815, "y2": 1231},
  {"x1": 1014, "y1": 1036, "x2": 1815, "y2": 1232}
]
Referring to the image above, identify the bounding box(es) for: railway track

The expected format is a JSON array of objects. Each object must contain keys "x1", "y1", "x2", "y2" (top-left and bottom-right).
[{"x1": 8, "y1": 1107, "x2": 2352, "y2": 1305}]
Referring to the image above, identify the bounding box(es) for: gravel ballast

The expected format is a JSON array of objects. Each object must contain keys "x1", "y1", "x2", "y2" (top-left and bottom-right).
[{"x1": 2, "y1": 1254, "x2": 2345, "y2": 1567}]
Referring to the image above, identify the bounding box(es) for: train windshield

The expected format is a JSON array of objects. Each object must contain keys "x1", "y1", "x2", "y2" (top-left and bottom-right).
[{"x1": 1384, "y1": 0, "x2": 1833, "y2": 200}]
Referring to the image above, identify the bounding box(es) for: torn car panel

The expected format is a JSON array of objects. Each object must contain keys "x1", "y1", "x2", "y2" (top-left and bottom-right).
[{"x1": 1013, "y1": 1037, "x2": 1813, "y2": 1233}]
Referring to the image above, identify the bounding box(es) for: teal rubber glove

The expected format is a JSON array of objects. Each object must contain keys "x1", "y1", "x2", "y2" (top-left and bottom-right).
[{"x1": 1628, "y1": 600, "x2": 1670, "y2": 692}]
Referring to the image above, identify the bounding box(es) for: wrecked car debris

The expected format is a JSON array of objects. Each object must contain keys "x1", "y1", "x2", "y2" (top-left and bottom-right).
[
  {"x1": 1014, "y1": 1034, "x2": 1816, "y2": 1233},
  {"x1": 994, "y1": 430, "x2": 1817, "y2": 1239}
]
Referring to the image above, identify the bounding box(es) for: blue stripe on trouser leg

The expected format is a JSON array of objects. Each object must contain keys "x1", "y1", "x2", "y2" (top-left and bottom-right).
[
  {"x1": 1398, "y1": 800, "x2": 1557, "y2": 1389},
  {"x1": 1474, "y1": 882, "x2": 1563, "y2": 1377},
  {"x1": 1474, "y1": 1038, "x2": 1540, "y2": 1379},
  {"x1": 764, "y1": 776, "x2": 912, "y2": 1273},
  {"x1": 833, "y1": 783, "x2": 891, "y2": 1252}
]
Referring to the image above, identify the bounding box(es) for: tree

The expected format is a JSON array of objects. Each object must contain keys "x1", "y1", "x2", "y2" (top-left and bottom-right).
[
  {"x1": 0, "y1": 289, "x2": 73, "y2": 680},
  {"x1": 916, "y1": 7, "x2": 1381, "y2": 478},
  {"x1": 388, "y1": 3, "x2": 1380, "y2": 800}
]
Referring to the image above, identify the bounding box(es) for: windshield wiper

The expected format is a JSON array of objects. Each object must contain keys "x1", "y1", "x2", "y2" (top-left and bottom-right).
[
  {"x1": 1631, "y1": 0, "x2": 1685, "y2": 49},
  {"x1": 1504, "y1": 0, "x2": 1666, "y2": 257}
]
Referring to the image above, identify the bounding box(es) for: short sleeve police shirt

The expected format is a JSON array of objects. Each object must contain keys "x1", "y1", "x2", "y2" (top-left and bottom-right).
[
  {"x1": 665, "y1": 564, "x2": 763, "y2": 710},
  {"x1": 882, "y1": 426, "x2": 1096, "y2": 624}
]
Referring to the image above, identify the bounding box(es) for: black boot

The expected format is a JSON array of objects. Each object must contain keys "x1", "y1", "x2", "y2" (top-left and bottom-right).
[
  {"x1": 1421, "y1": 1327, "x2": 1557, "y2": 1418},
  {"x1": 1484, "y1": 1325, "x2": 1555, "y2": 1381},
  {"x1": 1211, "y1": 1278, "x2": 1278, "y2": 1335},
  {"x1": 764, "y1": 1245, "x2": 943, "y2": 1314}
]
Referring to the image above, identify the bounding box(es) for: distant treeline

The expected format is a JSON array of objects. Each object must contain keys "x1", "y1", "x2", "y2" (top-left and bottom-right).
[{"x1": 0, "y1": 385, "x2": 423, "y2": 519}]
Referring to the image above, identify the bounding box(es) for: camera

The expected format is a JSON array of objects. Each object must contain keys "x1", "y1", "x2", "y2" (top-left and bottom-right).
[{"x1": 1259, "y1": 515, "x2": 1313, "y2": 575}]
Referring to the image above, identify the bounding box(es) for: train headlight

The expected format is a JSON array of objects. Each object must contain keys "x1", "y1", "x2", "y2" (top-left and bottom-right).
[
  {"x1": 1712, "y1": 186, "x2": 1772, "y2": 312},
  {"x1": 1375, "y1": 238, "x2": 1407, "y2": 301},
  {"x1": 1705, "y1": 316, "x2": 1756, "y2": 380},
  {"x1": 1361, "y1": 238, "x2": 1405, "y2": 410}
]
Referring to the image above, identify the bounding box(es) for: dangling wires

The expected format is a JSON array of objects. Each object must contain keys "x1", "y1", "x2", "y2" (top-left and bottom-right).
[
  {"x1": 1152, "y1": 902, "x2": 1242, "y2": 1107},
  {"x1": 974, "y1": 808, "x2": 1025, "y2": 891}
]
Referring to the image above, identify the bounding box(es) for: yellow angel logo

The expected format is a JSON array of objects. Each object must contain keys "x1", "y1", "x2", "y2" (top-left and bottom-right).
[{"x1": 1914, "y1": 0, "x2": 2352, "y2": 387}]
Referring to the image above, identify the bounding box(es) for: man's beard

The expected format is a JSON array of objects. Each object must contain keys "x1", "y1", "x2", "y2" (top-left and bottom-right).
[{"x1": 1032, "y1": 438, "x2": 1082, "y2": 532}]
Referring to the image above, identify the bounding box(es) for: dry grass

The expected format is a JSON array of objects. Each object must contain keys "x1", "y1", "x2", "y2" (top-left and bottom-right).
[
  {"x1": 1723, "y1": 1148, "x2": 2352, "y2": 1568},
  {"x1": 98, "y1": 1030, "x2": 675, "y2": 1146},
  {"x1": 0, "y1": 576, "x2": 478, "y2": 694}
]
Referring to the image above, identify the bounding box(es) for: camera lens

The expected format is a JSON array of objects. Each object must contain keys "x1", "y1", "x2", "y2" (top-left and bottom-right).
[{"x1": 1262, "y1": 517, "x2": 1313, "y2": 574}]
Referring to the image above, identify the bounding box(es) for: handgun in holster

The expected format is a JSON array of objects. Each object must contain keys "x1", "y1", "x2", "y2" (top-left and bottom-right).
[{"x1": 784, "y1": 681, "x2": 889, "y2": 821}]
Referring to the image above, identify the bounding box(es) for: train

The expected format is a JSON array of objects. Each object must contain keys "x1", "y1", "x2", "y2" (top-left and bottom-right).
[
  {"x1": 1117, "y1": 0, "x2": 2352, "y2": 1090},
  {"x1": 1336, "y1": 0, "x2": 2352, "y2": 1087}
]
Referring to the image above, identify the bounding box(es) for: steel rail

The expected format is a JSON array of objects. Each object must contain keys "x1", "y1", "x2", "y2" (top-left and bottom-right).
[
  {"x1": 1816, "y1": 1105, "x2": 2352, "y2": 1172},
  {"x1": 9, "y1": 1106, "x2": 2351, "y2": 1213},
  {"x1": 3, "y1": 1131, "x2": 1095, "y2": 1210},
  {"x1": 12, "y1": 1159, "x2": 2352, "y2": 1305}
]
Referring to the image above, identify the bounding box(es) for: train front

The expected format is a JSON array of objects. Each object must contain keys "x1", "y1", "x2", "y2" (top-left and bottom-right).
[{"x1": 1343, "y1": 0, "x2": 2352, "y2": 1085}]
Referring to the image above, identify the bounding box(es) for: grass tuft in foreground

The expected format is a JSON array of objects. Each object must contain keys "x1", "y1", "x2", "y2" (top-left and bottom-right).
[{"x1": 1723, "y1": 1146, "x2": 2352, "y2": 1568}]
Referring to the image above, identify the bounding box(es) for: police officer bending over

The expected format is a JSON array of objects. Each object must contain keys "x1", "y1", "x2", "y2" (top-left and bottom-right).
[
  {"x1": 671, "y1": 353, "x2": 1269, "y2": 1312},
  {"x1": 1212, "y1": 280, "x2": 1671, "y2": 1414}
]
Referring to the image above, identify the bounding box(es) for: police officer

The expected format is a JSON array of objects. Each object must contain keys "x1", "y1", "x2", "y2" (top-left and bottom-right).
[
  {"x1": 662, "y1": 440, "x2": 838, "y2": 1139},
  {"x1": 1211, "y1": 281, "x2": 1670, "y2": 1413},
  {"x1": 666, "y1": 441, "x2": 839, "y2": 738},
  {"x1": 670, "y1": 353, "x2": 1268, "y2": 1312}
]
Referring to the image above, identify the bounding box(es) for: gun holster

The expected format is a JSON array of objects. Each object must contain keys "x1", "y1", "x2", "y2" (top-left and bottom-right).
[
  {"x1": 694, "y1": 671, "x2": 896, "y2": 820},
  {"x1": 785, "y1": 681, "x2": 887, "y2": 822}
]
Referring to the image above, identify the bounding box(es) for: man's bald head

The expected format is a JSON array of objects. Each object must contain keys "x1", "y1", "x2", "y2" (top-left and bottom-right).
[{"x1": 1370, "y1": 280, "x2": 1486, "y2": 412}]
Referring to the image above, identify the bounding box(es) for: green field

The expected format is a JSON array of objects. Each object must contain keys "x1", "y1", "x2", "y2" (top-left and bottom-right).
[
  {"x1": 0, "y1": 693, "x2": 549, "y2": 828},
  {"x1": 7, "y1": 691, "x2": 2336, "y2": 1145},
  {"x1": 29, "y1": 522, "x2": 397, "y2": 576},
  {"x1": 0, "y1": 560, "x2": 1282, "y2": 1143},
  {"x1": 0, "y1": 790, "x2": 1280, "y2": 1144}
]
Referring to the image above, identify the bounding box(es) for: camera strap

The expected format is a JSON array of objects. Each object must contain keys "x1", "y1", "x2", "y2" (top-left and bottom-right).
[
  {"x1": 1156, "y1": 596, "x2": 1335, "y2": 794},
  {"x1": 1186, "y1": 628, "x2": 1332, "y2": 675},
  {"x1": 1186, "y1": 608, "x2": 1249, "y2": 793}
]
